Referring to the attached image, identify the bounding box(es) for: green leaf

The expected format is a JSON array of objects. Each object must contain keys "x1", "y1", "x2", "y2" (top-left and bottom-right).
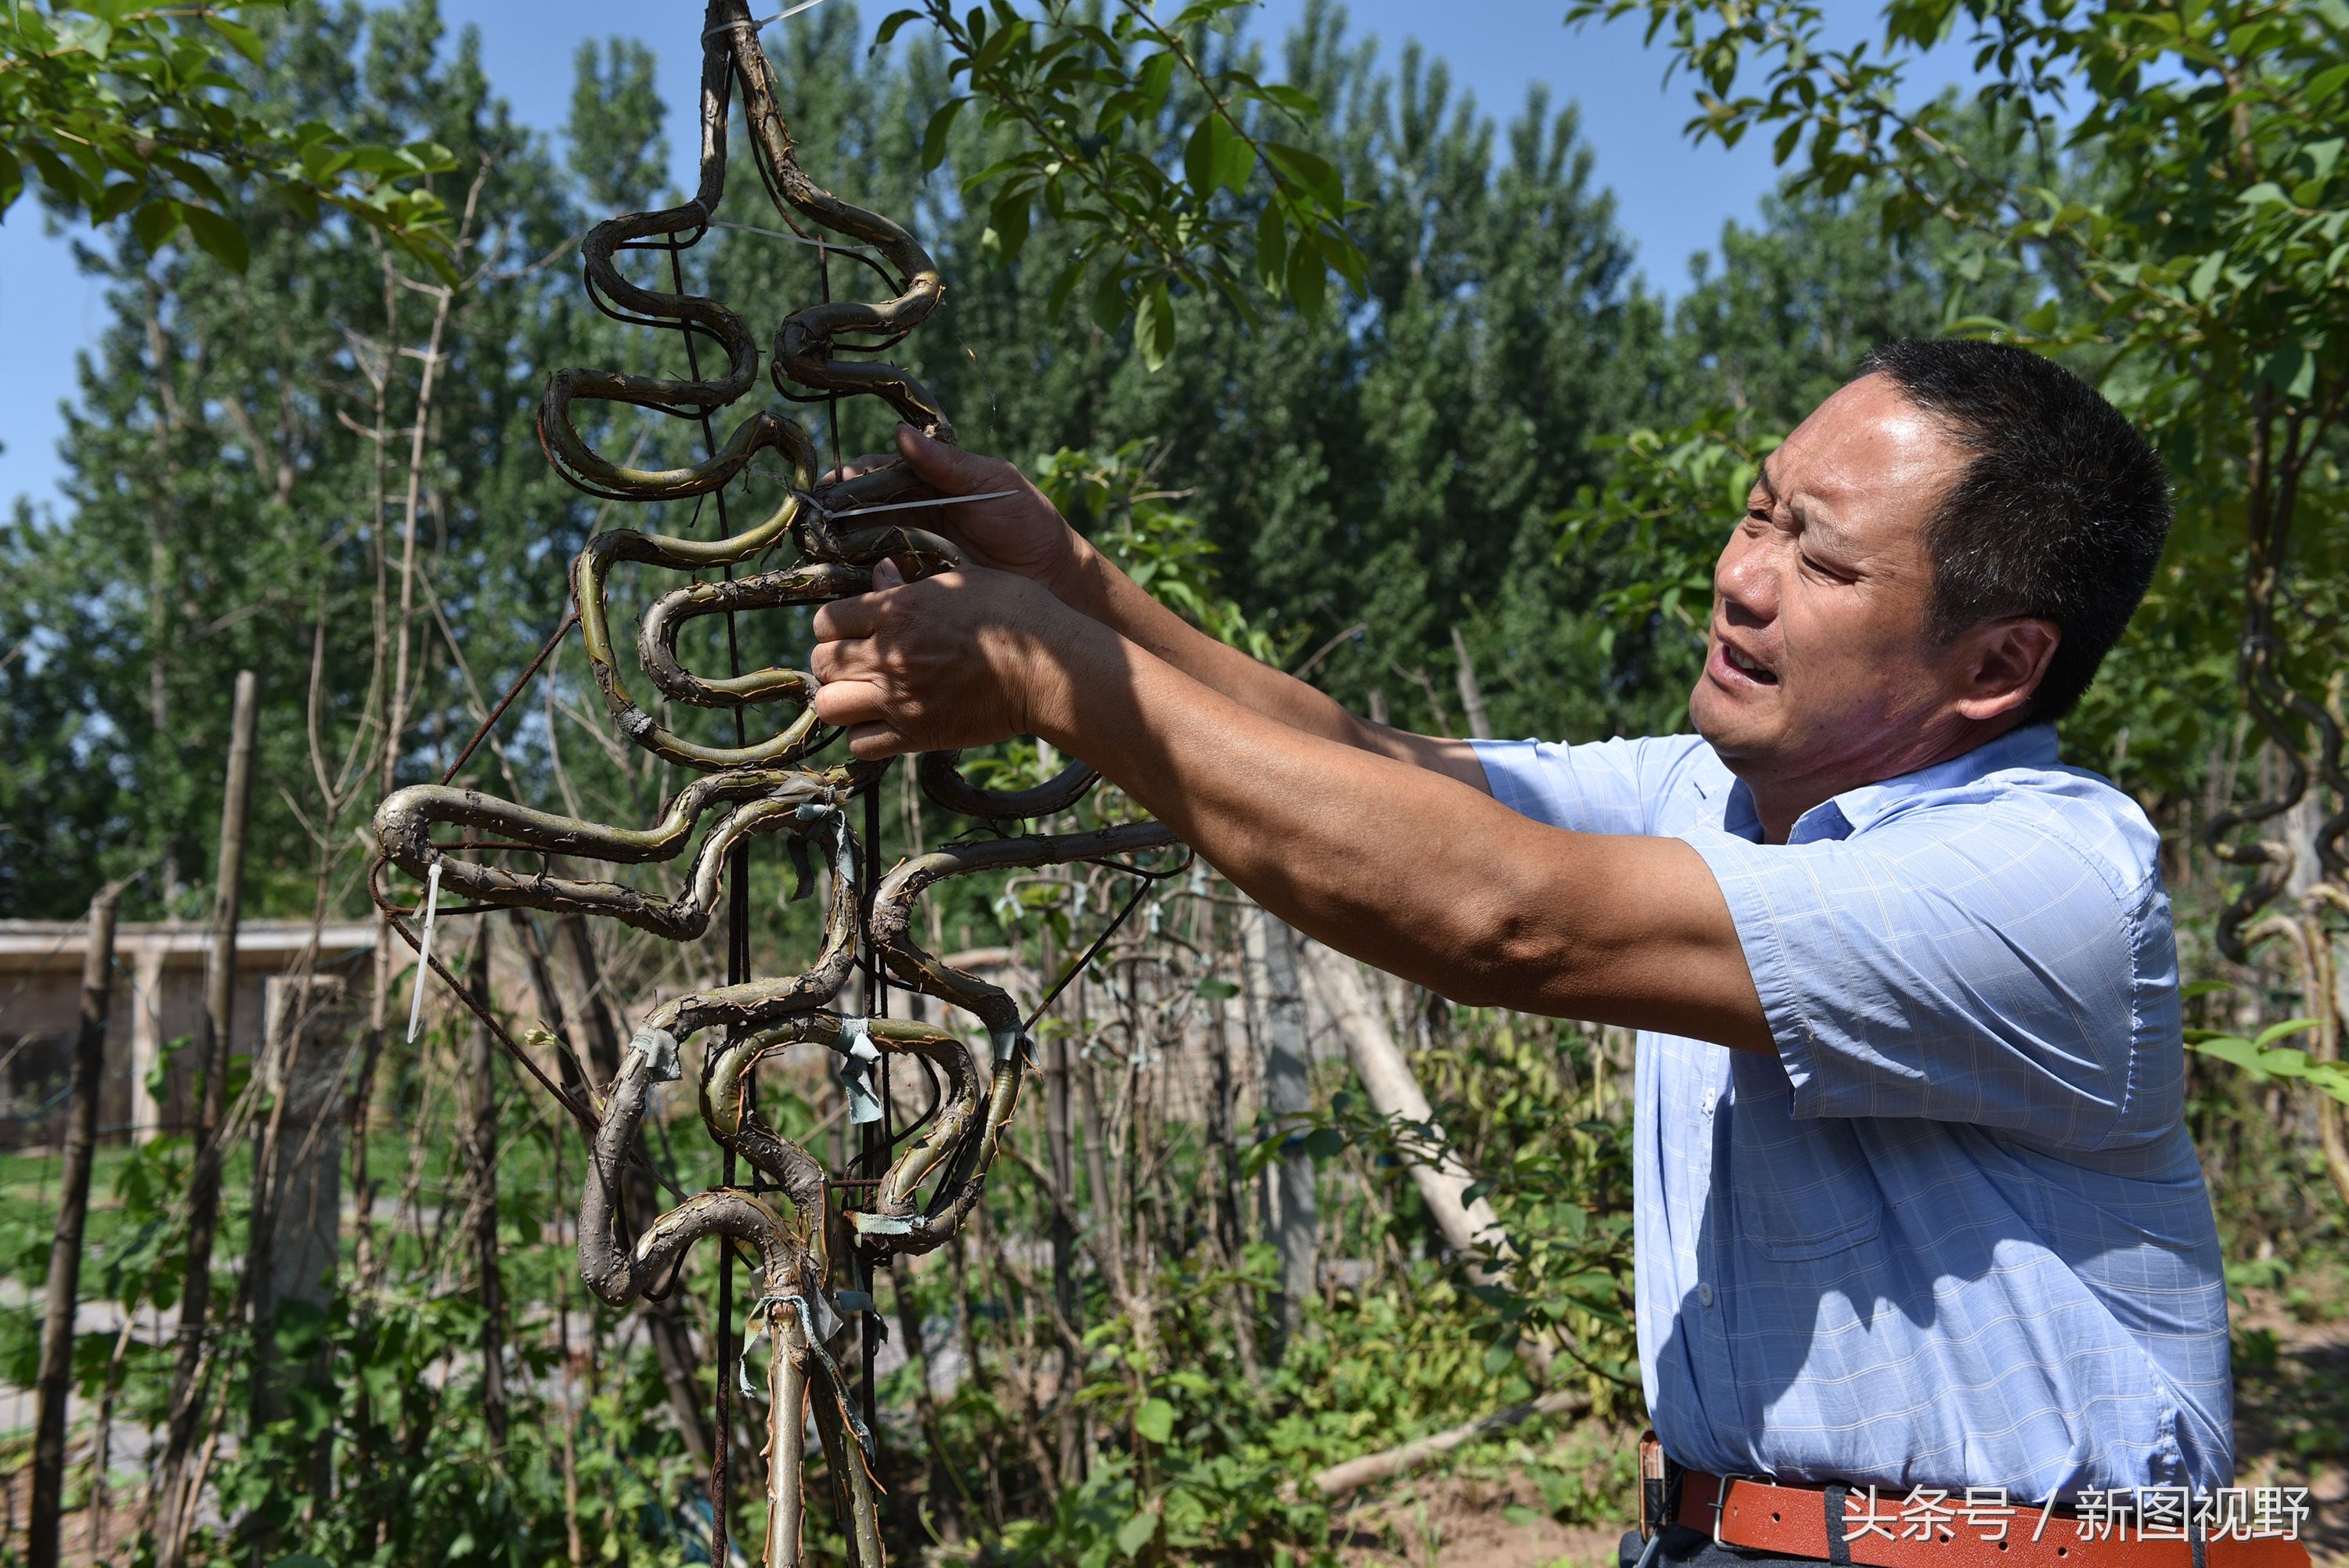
[
  {"x1": 1303, "y1": 1126, "x2": 1345, "y2": 1161},
  {"x1": 1134, "y1": 52, "x2": 1178, "y2": 121},
  {"x1": 1135, "y1": 279, "x2": 1174, "y2": 371},
  {"x1": 1115, "y1": 1508, "x2": 1160, "y2": 1557},
  {"x1": 1212, "y1": 117, "x2": 1253, "y2": 196},
  {"x1": 1182, "y1": 114, "x2": 1250, "y2": 200},
  {"x1": 1045, "y1": 257, "x2": 1088, "y2": 319},
  {"x1": 1286, "y1": 229, "x2": 1326, "y2": 319},
  {"x1": 88, "y1": 178, "x2": 143, "y2": 225},
  {"x1": 2187, "y1": 250, "x2": 2226, "y2": 302},
  {"x1": 2237, "y1": 182, "x2": 2288, "y2": 206},
  {"x1": 2192, "y1": 1036, "x2": 2273, "y2": 1076},
  {"x1": 181, "y1": 205, "x2": 250, "y2": 271},
  {"x1": 1134, "y1": 1397, "x2": 1175, "y2": 1444},
  {"x1": 2252, "y1": 1017, "x2": 2317, "y2": 1050},
  {"x1": 2309, "y1": 63, "x2": 2349, "y2": 107},
  {"x1": 985, "y1": 189, "x2": 1030, "y2": 261},
  {"x1": 1263, "y1": 141, "x2": 1342, "y2": 212},
  {"x1": 1193, "y1": 976, "x2": 1239, "y2": 1000},
  {"x1": 204, "y1": 15, "x2": 268, "y2": 64},
  {"x1": 2258, "y1": 345, "x2": 2315, "y2": 399},
  {"x1": 874, "y1": 8, "x2": 925, "y2": 46},
  {"x1": 1254, "y1": 200, "x2": 1287, "y2": 294},
  {"x1": 1090, "y1": 270, "x2": 1128, "y2": 335},
  {"x1": 131, "y1": 199, "x2": 183, "y2": 254},
  {"x1": 53, "y1": 15, "x2": 113, "y2": 59},
  {"x1": 922, "y1": 97, "x2": 971, "y2": 175}
]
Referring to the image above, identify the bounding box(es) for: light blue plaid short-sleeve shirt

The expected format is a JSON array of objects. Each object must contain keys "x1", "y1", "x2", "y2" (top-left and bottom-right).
[{"x1": 1471, "y1": 723, "x2": 2232, "y2": 1501}]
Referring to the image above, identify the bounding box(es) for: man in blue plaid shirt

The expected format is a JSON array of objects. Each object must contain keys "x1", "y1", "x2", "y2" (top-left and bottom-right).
[{"x1": 813, "y1": 340, "x2": 2250, "y2": 1565}]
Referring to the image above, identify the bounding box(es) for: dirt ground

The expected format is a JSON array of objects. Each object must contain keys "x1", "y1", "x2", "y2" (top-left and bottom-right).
[
  {"x1": 2228, "y1": 1286, "x2": 2349, "y2": 1563},
  {"x1": 1333, "y1": 1468, "x2": 1629, "y2": 1568}
]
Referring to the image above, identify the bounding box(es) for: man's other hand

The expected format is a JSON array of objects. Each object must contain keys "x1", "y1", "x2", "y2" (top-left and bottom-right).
[
  {"x1": 828, "y1": 426, "x2": 1088, "y2": 597},
  {"x1": 809, "y1": 559, "x2": 1102, "y2": 760}
]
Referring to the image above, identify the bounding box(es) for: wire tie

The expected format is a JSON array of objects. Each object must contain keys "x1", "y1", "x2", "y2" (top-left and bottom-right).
[
  {"x1": 707, "y1": 219, "x2": 879, "y2": 262},
  {"x1": 405, "y1": 860, "x2": 442, "y2": 1044},
  {"x1": 817, "y1": 488, "x2": 1020, "y2": 521},
  {"x1": 702, "y1": 0, "x2": 832, "y2": 39},
  {"x1": 841, "y1": 1013, "x2": 884, "y2": 1126},
  {"x1": 738, "y1": 1290, "x2": 795, "y2": 1397}
]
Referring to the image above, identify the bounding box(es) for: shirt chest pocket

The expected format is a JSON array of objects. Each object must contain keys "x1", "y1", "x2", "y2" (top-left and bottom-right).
[{"x1": 1727, "y1": 1066, "x2": 1885, "y2": 1261}]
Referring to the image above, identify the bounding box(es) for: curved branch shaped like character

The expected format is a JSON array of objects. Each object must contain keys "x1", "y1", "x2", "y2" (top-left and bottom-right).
[
  {"x1": 2203, "y1": 456, "x2": 2349, "y2": 961},
  {"x1": 372, "y1": 4, "x2": 1189, "y2": 1561},
  {"x1": 579, "y1": 1025, "x2": 885, "y2": 1568},
  {"x1": 374, "y1": 766, "x2": 862, "y2": 939},
  {"x1": 539, "y1": 0, "x2": 947, "y2": 517},
  {"x1": 845, "y1": 822, "x2": 1181, "y2": 1254}
]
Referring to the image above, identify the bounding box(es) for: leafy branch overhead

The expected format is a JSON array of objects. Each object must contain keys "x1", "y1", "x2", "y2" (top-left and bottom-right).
[
  {"x1": 1557, "y1": 0, "x2": 2347, "y2": 438},
  {"x1": 1, "y1": 2, "x2": 458, "y2": 277},
  {"x1": 890, "y1": 0, "x2": 1367, "y2": 369}
]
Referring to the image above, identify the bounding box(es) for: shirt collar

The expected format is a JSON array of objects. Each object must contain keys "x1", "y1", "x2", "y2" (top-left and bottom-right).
[{"x1": 1716, "y1": 723, "x2": 2061, "y2": 844}]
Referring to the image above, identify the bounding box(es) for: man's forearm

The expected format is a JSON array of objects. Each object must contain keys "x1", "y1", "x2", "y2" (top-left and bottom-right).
[
  {"x1": 1055, "y1": 539, "x2": 1490, "y2": 789},
  {"x1": 1022, "y1": 615, "x2": 1768, "y2": 1048}
]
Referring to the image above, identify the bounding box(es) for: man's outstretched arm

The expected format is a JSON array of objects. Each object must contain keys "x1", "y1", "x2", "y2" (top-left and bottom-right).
[
  {"x1": 840, "y1": 427, "x2": 1492, "y2": 791},
  {"x1": 809, "y1": 561, "x2": 1770, "y2": 1051}
]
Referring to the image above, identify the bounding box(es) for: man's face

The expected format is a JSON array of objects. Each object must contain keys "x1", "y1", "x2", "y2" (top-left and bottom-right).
[{"x1": 1689, "y1": 373, "x2": 1976, "y2": 799}]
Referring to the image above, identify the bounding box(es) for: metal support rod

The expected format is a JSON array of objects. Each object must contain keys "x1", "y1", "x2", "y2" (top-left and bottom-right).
[{"x1": 860, "y1": 780, "x2": 886, "y2": 1443}]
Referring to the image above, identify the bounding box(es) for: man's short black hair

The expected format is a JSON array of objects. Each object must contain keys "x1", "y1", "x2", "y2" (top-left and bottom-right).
[{"x1": 1856, "y1": 339, "x2": 2172, "y2": 723}]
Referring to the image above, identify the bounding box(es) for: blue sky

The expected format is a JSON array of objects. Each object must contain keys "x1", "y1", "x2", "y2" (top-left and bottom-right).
[{"x1": 0, "y1": 0, "x2": 1975, "y2": 514}]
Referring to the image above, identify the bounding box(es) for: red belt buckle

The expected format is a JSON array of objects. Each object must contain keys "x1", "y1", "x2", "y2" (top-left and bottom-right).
[{"x1": 1711, "y1": 1473, "x2": 1769, "y2": 1548}]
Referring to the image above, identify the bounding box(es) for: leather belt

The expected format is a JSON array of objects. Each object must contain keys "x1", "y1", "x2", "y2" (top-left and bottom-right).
[{"x1": 1671, "y1": 1471, "x2": 2314, "y2": 1568}]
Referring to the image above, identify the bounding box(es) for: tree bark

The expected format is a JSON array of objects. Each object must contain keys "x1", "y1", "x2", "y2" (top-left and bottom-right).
[
  {"x1": 1243, "y1": 904, "x2": 1317, "y2": 1355},
  {"x1": 557, "y1": 908, "x2": 713, "y2": 1461},
  {"x1": 1297, "y1": 943, "x2": 1506, "y2": 1263},
  {"x1": 30, "y1": 882, "x2": 124, "y2": 1568}
]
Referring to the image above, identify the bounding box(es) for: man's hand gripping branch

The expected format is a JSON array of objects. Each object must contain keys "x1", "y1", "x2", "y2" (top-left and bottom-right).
[{"x1": 809, "y1": 426, "x2": 1770, "y2": 1052}]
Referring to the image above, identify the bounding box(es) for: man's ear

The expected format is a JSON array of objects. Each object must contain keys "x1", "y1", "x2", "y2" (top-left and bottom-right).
[{"x1": 1951, "y1": 617, "x2": 2061, "y2": 722}]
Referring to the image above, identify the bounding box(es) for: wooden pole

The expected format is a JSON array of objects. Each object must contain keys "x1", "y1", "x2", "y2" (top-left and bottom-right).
[
  {"x1": 1298, "y1": 942, "x2": 1506, "y2": 1262},
  {"x1": 154, "y1": 668, "x2": 259, "y2": 1562},
  {"x1": 1243, "y1": 904, "x2": 1317, "y2": 1357},
  {"x1": 30, "y1": 881, "x2": 125, "y2": 1568},
  {"x1": 1451, "y1": 627, "x2": 1496, "y2": 741},
  {"x1": 467, "y1": 927, "x2": 510, "y2": 1449}
]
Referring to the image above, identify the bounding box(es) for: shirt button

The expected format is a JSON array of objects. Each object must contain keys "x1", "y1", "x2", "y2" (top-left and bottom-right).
[{"x1": 1698, "y1": 1281, "x2": 1716, "y2": 1308}]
